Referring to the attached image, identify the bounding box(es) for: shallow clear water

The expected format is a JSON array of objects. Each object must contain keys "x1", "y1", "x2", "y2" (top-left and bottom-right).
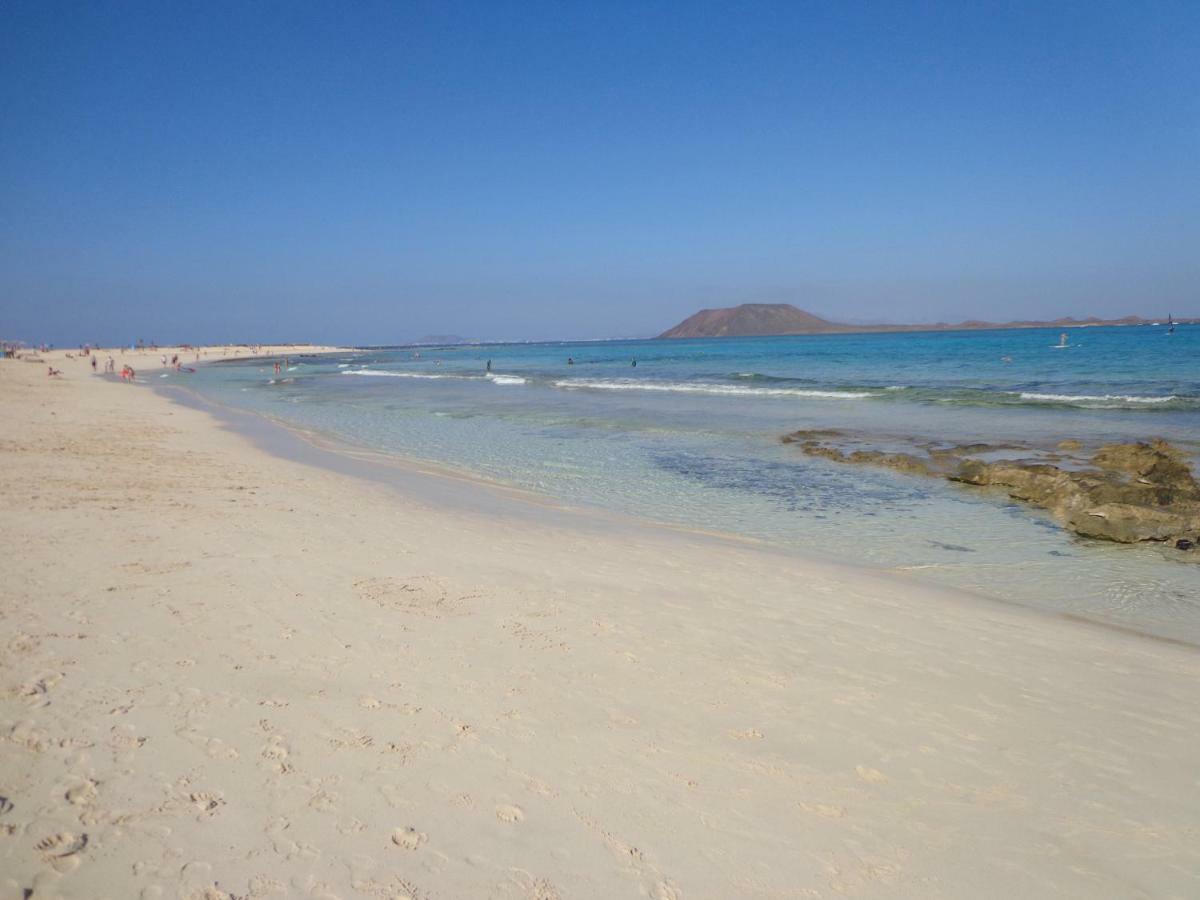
[{"x1": 174, "y1": 326, "x2": 1200, "y2": 642}]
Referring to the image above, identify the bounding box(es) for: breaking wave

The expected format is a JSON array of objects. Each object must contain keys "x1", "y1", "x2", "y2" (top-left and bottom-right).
[
  {"x1": 553, "y1": 379, "x2": 875, "y2": 399},
  {"x1": 341, "y1": 369, "x2": 473, "y2": 380}
]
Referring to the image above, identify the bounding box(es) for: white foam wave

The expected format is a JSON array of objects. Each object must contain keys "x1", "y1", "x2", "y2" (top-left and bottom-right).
[
  {"x1": 337, "y1": 363, "x2": 351, "y2": 368},
  {"x1": 341, "y1": 369, "x2": 457, "y2": 380},
  {"x1": 553, "y1": 379, "x2": 874, "y2": 399},
  {"x1": 1017, "y1": 392, "x2": 1179, "y2": 405},
  {"x1": 486, "y1": 373, "x2": 527, "y2": 385}
]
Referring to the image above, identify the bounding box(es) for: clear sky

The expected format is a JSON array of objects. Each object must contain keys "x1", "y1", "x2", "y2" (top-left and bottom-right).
[{"x1": 2, "y1": 1, "x2": 1197, "y2": 345}]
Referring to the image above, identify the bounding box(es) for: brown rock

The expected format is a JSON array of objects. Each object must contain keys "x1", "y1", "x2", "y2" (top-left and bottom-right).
[
  {"x1": 845, "y1": 450, "x2": 934, "y2": 476},
  {"x1": 790, "y1": 433, "x2": 1200, "y2": 550},
  {"x1": 1068, "y1": 504, "x2": 1200, "y2": 543},
  {"x1": 1092, "y1": 441, "x2": 1199, "y2": 496}
]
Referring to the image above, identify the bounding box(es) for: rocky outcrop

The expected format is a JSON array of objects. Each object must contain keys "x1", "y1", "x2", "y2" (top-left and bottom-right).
[{"x1": 783, "y1": 432, "x2": 1200, "y2": 552}]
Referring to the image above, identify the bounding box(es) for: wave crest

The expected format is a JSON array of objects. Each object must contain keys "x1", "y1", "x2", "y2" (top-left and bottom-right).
[
  {"x1": 553, "y1": 379, "x2": 874, "y2": 399},
  {"x1": 1017, "y1": 392, "x2": 1181, "y2": 406},
  {"x1": 341, "y1": 369, "x2": 468, "y2": 380}
]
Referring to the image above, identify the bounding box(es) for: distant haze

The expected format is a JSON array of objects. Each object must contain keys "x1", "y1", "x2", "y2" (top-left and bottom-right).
[{"x1": 2, "y1": 3, "x2": 1198, "y2": 346}]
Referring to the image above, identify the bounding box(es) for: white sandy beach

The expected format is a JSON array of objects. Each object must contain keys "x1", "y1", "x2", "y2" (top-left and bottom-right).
[{"x1": 2, "y1": 351, "x2": 1199, "y2": 899}]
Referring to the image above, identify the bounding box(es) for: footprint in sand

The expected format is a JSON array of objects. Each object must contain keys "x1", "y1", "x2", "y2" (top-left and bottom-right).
[
  {"x1": 65, "y1": 780, "x2": 98, "y2": 806},
  {"x1": 262, "y1": 735, "x2": 290, "y2": 762},
  {"x1": 496, "y1": 804, "x2": 525, "y2": 824},
  {"x1": 204, "y1": 737, "x2": 239, "y2": 760},
  {"x1": 391, "y1": 826, "x2": 428, "y2": 850},
  {"x1": 35, "y1": 831, "x2": 88, "y2": 858},
  {"x1": 20, "y1": 672, "x2": 63, "y2": 706},
  {"x1": 189, "y1": 792, "x2": 226, "y2": 815},
  {"x1": 110, "y1": 725, "x2": 148, "y2": 751},
  {"x1": 509, "y1": 872, "x2": 563, "y2": 900},
  {"x1": 354, "y1": 575, "x2": 474, "y2": 618},
  {"x1": 855, "y1": 765, "x2": 888, "y2": 784},
  {"x1": 0, "y1": 796, "x2": 13, "y2": 816}
]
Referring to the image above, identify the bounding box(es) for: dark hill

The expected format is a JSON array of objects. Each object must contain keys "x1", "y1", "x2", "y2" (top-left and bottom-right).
[{"x1": 658, "y1": 304, "x2": 844, "y2": 338}]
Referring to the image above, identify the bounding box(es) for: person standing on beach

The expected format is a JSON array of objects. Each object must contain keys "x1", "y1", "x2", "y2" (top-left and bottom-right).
[{"x1": 91, "y1": 356, "x2": 97, "y2": 372}]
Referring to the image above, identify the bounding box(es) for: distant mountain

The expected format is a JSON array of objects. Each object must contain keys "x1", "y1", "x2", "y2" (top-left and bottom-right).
[
  {"x1": 412, "y1": 334, "x2": 471, "y2": 345},
  {"x1": 658, "y1": 304, "x2": 1193, "y2": 339},
  {"x1": 659, "y1": 304, "x2": 842, "y2": 338}
]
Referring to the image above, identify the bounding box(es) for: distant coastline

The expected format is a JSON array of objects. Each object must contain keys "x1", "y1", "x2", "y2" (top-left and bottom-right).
[{"x1": 658, "y1": 303, "x2": 1196, "y2": 339}]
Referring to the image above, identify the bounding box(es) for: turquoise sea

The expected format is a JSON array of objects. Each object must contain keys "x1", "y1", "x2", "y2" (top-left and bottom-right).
[{"x1": 172, "y1": 324, "x2": 1200, "y2": 642}]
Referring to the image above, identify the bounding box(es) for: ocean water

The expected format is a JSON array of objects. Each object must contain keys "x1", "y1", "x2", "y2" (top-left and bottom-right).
[{"x1": 174, "y1": 325, "x2": 1200, "y2": 641}]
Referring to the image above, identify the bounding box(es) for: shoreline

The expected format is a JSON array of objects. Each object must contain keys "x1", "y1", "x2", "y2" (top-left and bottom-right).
[
  {"x1": 160, "y1": 376, "x2": 1200, "y2": 652},
  {"x1": 3, "y1": 355, "x2": 1200, "y2": 897}
]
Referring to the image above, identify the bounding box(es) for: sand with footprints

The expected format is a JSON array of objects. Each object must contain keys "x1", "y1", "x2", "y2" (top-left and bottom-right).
[{"x1": 2, "y1": 352, "x2": 1200, "y2": 898}]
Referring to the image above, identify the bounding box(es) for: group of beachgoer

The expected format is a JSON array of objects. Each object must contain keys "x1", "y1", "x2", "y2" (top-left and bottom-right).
[{"x1": 17, "y1": 342, "x2": 221, "y2": 382}]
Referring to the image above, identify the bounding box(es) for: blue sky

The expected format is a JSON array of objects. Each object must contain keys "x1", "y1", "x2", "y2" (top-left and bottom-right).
[{"x1": 2, "y1": 1, "x2": 1197, "y2": 344}]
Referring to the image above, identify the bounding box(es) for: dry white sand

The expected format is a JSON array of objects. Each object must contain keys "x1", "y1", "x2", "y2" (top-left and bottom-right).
[{"x1": 2, "y1": 351, "x2": 1199, "y2": 899}]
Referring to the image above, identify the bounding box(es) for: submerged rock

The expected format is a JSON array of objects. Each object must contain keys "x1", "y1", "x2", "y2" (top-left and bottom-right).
[{"x1": 784, "y1": 431, "x2": 1200, "y2": 553}]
